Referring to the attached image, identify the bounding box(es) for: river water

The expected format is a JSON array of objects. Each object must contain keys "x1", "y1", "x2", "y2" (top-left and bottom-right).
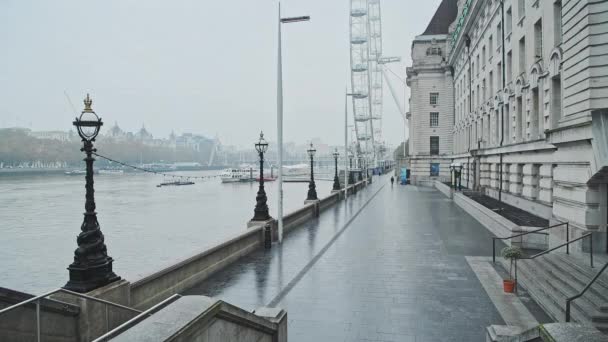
[{"x1": 0, "y1": 171, "x2": 332, "y2": 294}]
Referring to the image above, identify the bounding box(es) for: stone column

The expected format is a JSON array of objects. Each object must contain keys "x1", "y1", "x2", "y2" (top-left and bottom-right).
[
  {"x1": 480, "y1": 162, "x2": 490, "y2": 188},
  {"x1": 501, "y1": 163, "x2": 510, "y2": 193},
  {"x1": 490, "y1": 163, "x2": 499, "y2": 190},
  {"x1": 538, "y1": 164, "x2": 554, "y2": 206},
  {"x1": 522, "y1": 164, "x2": 540, "y2": 200},
  {"x1": 509, "y1": 164, "x2": 523, "y2": 195}
]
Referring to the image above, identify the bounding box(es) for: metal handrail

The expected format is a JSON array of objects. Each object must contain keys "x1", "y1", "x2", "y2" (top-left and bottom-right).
[
  {"x1": 524, "y1": 233, "x2": 594, "y2": 268},
  {"x1": 0, "y1": 288, "x2": 142, "y2": 342},
  {"x1": 92, "y1": 294, "x2": 182, "y2": 342},
  {"x1": 492, "y1": 222, "x2": 569, "y2": 263},
  {"x1": 566, "y1": 262, "x2": 608, "y2": 322}
]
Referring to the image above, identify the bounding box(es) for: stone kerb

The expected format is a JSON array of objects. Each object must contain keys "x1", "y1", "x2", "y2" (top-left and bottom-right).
[
  {"x1": 130, "y1": 226, "x2": 263, "y2": 310},
  {"x1": 453, "y1": 192, "x2": 518, "y2": 240},
  {"x1": 434, "y1": 180, "x2": 453, "y2": 199}
]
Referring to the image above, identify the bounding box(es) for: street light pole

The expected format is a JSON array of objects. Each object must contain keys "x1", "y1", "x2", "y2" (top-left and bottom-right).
[
  {"x1": 332, "y1": 148, "x2": 340, "y2": 191},
  {"x1": 65, "y1": 94, "x2": 120, "y2": 293},
  {"x1": 252, "y1": 132, "x2": 270, "y2": 222},
  {"x1": 277, "y1": 2, "x2": 310, "y2": 244},
  {"x1": 306, "y1": 143, "x2": 318, "y2": 201}
]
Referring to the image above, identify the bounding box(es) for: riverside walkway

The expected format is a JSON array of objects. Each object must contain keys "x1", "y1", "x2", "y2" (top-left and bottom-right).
[{"x1": 184, "y1": 175, "x2": 505, "y2": 341}]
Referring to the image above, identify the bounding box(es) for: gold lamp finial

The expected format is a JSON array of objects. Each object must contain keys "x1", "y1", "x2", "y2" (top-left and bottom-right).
[{"x1": 84, "y1": 94, "x2": 93, "y2": 111}]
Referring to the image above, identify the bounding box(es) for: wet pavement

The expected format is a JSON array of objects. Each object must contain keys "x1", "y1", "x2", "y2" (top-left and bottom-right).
[{"x1": 184, "y1": 175, "x2": 505, "y2": 341}]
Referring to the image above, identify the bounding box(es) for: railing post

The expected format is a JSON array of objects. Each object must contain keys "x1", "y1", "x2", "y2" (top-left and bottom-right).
[
  {"x1": 566, "y1": 301, "x2": 571, "y2": 322},
  {"x1": 590, "y1": 233, "x2": 594, "y2": 268},
  {"x1": 105, "y1": 304, "x2": 110, "y2": 333},
  {"x1": 492, "y1": 238, "x2": 496, "y2": 264},
  {"x1": 566, "y1": 222, "x2": 570, "y2": 255},
  {"x1": 36, "y1": 299, "x2": 41, "y2": 342},
  {"x1": 515, "y1": 259, "x2": 518, "y2": 294}
]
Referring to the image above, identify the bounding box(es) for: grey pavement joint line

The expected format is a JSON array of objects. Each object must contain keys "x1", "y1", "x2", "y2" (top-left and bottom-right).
[
  {"x1": 466, "y1": 256, "x2": 538, "y2": 328},
  {"x1": 267, "y1": 183, "x2": 386, "y2": 308}
]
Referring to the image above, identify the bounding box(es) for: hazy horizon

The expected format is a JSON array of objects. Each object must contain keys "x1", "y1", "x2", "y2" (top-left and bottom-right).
[{"x1": 1, "y1": 0, "x2": 442, "y2": 148}]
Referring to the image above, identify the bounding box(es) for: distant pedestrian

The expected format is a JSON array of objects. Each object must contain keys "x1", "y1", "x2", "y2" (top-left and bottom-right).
[{"x1": 390, "y1": 176, "x2": 394, "y2": 186}]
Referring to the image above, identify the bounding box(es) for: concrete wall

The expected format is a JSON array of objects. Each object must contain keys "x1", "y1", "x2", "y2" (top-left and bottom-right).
[
  {"x1": 130, "y1": 227, "x2": 263, "y2": 310},
  {"x1": 108, "y1": 296, "x2": 286, "y2": 342},
  {"x1": 0, "y1": 287, "x2": 80, "y2": 342},
  {"x1": 130, "y1": 179, "x2": 369, "y2": 310},
  {"x1": 434, "y1": 180, "x2": 453, "y2": 199}
]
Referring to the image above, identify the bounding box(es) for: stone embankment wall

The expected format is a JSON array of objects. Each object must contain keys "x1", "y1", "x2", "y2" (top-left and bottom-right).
[{"x1": 130, "y1": 179, "x2": 369, "y2": 309}]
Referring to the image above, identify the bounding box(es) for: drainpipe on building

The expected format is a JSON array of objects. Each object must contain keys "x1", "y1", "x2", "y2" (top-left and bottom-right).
[
  {"x1": 498, "y1": 0, "x2": 507, "y2": 207},
  {"x1": 466, "y1": 35, "x2": 472, "y2": 188}
]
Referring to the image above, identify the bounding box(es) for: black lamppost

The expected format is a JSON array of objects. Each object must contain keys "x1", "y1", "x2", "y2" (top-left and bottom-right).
[
  {"x1": 332, "y1": 148, "x2": 341, "y2": 191},
  {"x1": 306, "y1": 143, "x2": 318, "y2": 201},
  {"x1": 64, "y1": 94, "x2": 120, "y2": 293},
  {"x1": 252, "y1": 131, "x2": 271, "y2": 221}
]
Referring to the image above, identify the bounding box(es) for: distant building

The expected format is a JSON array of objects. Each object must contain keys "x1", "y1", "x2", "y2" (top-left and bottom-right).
[
  {"x1": 406, "y1": 0, "x2": 458, "y2": 185},
  {"x1": 409, "y1": 0, "x2": 608, "y2": 250},
  {"x1": 28, "y1": 130, "x2": 74, "y2": 142}
]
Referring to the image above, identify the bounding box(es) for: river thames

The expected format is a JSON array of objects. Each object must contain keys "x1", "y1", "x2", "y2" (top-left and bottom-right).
[{"x1": 0, "y1": 170, "x2": 333, "y2": 294}]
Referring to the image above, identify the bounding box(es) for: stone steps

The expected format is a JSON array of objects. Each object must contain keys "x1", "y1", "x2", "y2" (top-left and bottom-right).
[
  {"x1": 512, "y1": 257, "x2": 592, "y2": 324},
  {"x1": 501, "y1": 253, "x2": 608, "y2": 334},
  {"x1": 543, "y1": 254, "x2": 608, "y2": 303}
]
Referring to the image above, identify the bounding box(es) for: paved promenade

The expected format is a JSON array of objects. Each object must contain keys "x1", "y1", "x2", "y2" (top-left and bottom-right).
[{"x1": 185, "y1": 175, "x2": 505, "y2": 341}]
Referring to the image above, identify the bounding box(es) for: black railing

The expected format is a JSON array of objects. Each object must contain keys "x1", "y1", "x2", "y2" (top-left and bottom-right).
[
  {"x1": 525, "y1": 233, "x2": 593, "y2": 268},
  {"x1": 492, "y1": 222, "x2": 569, "y2": 263},
  {"x1": 566, "y1": 261, "x2": 608, "y2": 322}
]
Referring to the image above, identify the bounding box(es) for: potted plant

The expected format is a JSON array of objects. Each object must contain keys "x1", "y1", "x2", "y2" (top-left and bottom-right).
[{"x1": 501, "y1": 245, "x2": 523, "y2": 293}]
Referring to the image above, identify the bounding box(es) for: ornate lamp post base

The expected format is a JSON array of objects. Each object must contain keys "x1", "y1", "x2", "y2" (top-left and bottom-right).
[{"x1": 65, "y1": 260, "x2": 120, "y2": 293}]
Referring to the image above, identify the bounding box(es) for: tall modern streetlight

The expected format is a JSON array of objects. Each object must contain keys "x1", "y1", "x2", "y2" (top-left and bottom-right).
[
  {"x1": 251, "y1": 131, "x2": 271, "y2": 222},
  {"x1": 64, "y1": 94, "x2": 120, "y2": 293},
  {"x1": 348, "y1": 153, "x2": 355, "y2": 184},
  {"x1": 332, "y1": 148, "x2": 340, "y2": 191},
  {"x1": 305, "y1": 143, "x2": 318, "y2": 202},
  {"x1": 277, "y1": 3, "x2": 310, "y2": 243}
]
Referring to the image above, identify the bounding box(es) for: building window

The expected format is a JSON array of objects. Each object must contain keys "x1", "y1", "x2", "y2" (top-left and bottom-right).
[
  {"x1": 426, "y1": 47, "x2": 442, "y2": 56},
  {"x1": 489, "y1": 35, "x2": 493, "y2": 57},
  {"x1": 519, "y1": 37, "x2": 526, "y2": 74},
  {"x1": 430, "y1": 163, "x2": 440, "y2": 177},
  {"x1": 554, "y1": 1, "x2": 562, "y2": 46},
  {"x1": 476, "y1": 55, "x2": 480, "y2": 74},
  {"x1": 430, "y1": 92, "x2": 439, "y2": 105},
  {"x1": 430, "y1": 112, "x2": 439, "y2": 127},
  {"x1": 497, "y1": 62, "x2": 502, "y2": 88},
  {"x1": 497, "y1": 23, "x2": 502, "y2": 41},
  {"x1": 489, "y1": 71, "x2": 494, "y2": 99},
  {"x1": 518, "y1": 0, "x2": 525, "y2": 19},
  {"x1": 534, "y1": 19, "x2": 543, "y2": 59},
  {"x1": 482, "y1": 79, "x2": 487, "y2": 102},
  {"x1": 506, "y1": 7, "x2": 513, "y2": 33},
  {"x1": 552, "y1": 76, "x2": 562, "y2": 129},
  {"x1": 507, "y1": 51, "x2": 513, "y2": 82},
  {"x1": 430, "y1": 136, "x2": 439, "y2": 155},
  {"x1": 482, "y1": 46, "x2": 486, "y2": 66}
]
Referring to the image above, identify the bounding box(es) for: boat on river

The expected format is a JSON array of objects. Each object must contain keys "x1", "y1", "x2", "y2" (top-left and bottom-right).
[
  {"x1": 64, "y1": 170, "x2": 86, "y2": 175},
  {"x1": 220, "y1": 167, "x2": 256, "y2": 183},
  {"x1": 156, "y1": 180, "x2": 195, "y2": 187},
  {"x1": 99, "y1": 169, "x2": 124, "y2": 175}
]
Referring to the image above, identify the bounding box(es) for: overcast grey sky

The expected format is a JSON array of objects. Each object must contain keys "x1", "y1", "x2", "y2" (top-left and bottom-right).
[{"x1": 0, "y1": 0, "x2": 441, "y2": 148}]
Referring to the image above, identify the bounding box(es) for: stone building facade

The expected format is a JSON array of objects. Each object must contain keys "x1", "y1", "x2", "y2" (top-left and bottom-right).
[
  {"x1": 406, "y1": 0, "x2": 458, "y2": 185},
  {"x1": 427, "y1": 0, "x2": 608, "y2": 250}
]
